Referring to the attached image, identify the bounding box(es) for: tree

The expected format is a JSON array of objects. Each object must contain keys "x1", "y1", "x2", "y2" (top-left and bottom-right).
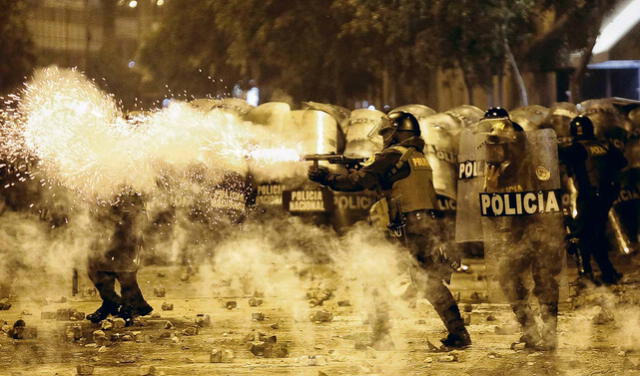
[{"x1": 0, "y1": 0, "x2": 35, "y2": 94}]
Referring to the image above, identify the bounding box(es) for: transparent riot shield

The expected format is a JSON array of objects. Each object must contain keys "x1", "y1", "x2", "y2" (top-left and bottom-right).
[
  {"x1": 510, "y1": 105, "x2": 550, "y2": 132},
  {"x1": 455, "y1": 129, "x2": 487, "y2": 242},
  {"x1": 610, "y1": 166, "x2": 640, "y2": 254},
  {"x1": 329, "y1": 109, "x2": 384, "y2": 231},
  {"x1": 456, "y1": 129, "x2": 565, "y2": 301},
  {"x1": 446, "y1": 105, "x2": 484, "y2": 129},
  {"x1": 390, "y1": 104, "x2": 436, "y2": 122}
]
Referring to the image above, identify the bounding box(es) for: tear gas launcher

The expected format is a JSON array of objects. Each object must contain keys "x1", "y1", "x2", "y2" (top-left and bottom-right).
[{"x1": 303, "y1": 154, "x2": 366, "y2": 170}]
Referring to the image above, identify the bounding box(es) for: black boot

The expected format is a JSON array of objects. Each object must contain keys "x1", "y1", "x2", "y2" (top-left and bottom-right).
[
  {"x1": 512, "y1": 302, "x2": 541, "y2": 349},
  {"x1": 439, "y1": 304, "x2": 472, "y2": 349},
  {"x1": 87, "y1": 302, "x2": 120, "y2": 323}
]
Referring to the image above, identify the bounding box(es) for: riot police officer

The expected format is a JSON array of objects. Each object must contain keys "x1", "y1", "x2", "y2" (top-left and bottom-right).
[
  {"x1": 560, "y1": 115, "x2": 628, "y2": 285},
  {"x1": 478, "y1": 108, "x2": 564, "y2": 350},
  {"x1": 87, "y1": 189, "x2": 153, "y2": 324},
  {"x1": 308, "y1": 111, "x2": 471, "y2": 349}
]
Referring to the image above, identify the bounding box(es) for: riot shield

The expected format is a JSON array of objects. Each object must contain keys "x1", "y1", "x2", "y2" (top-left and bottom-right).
[
  {"x1": 510, "y1": 105, "x2": 550, "y2": 132},
  {"x1": 344, "y1": 109, "x2": 385, "y2": 158},
  {"x1": 299, "y1": 110, "x2": 339, "y2": 155},
  {"x1": 390, "y1": 104, "x2": 437, "y2": 122},
  {"x1": 422, "y1": 124, "x2": 458, "y2": 202},
  {"x1": 245, "y1": 102, "x2": 293, "y2": 133},
  {"x1": 210, "y1": 98, "x2": 254, "y2": 119},
  {"x1": 445, "y1": 105, "x2": 484, "y2": 129},
  {"x1": 579, "y1": 99, "x2": 628, "y2": 148},
  {"x1": 610, "y1": 165, "x2": 640, "y2": 254},
  {"x1": 455, "y1": 129, "x2": 487, "y2": 243},
  {"x1": 546, "y1": 102, "x2": 578, "y2": 146},
  {"x1": 189, "y1": 98, "x2": 216, "y2": 112}
]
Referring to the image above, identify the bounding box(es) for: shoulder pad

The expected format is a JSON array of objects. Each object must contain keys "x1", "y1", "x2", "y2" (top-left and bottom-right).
[{"x1": 382, "y1": 145, "x2": 408, "y2": 154}]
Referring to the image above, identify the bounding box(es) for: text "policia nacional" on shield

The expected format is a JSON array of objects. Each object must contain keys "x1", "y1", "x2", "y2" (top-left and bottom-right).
[{"x1": 479, "y1": 190, "x2": 561, "y2": 217}]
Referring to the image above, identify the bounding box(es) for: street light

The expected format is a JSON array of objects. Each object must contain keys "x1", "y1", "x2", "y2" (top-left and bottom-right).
[{"x1": 128, "y1": 0, "x2": 137, "y2": 8}]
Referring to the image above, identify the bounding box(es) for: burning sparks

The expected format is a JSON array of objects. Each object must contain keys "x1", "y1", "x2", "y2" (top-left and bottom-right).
[{"x1": 0, "y1": 67, "x2": 307, "y2": 200}]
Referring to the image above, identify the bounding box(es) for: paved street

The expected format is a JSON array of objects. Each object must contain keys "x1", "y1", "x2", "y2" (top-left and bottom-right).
[{"x1": 1, "y1": 252, "x2": 640, "y2": 376}]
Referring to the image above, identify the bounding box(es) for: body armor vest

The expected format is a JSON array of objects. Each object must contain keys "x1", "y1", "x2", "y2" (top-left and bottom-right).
[
  {"x1": 388, "y1": 146, "x2": 437, "y2": 213},
  {"x1": 578, "y1": 140, "x2": 612, "y2": 191}
]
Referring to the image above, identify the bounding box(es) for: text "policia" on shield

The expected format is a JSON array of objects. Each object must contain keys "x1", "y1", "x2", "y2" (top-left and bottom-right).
[{"x1": 479, "y1": 190, "x2": 561, "y2": 217}]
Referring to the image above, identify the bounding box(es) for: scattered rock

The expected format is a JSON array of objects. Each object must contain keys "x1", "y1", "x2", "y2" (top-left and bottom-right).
[
  {"x1": 469, "y1": 291, "x2": 486, "y2": 303},
  {"x1": 486, "y1": 314, "x2": 496, "y2": 322},
  {"x1": 0, "y1": 298, "x2": 11, "y2": 311},
  {"x1": 593, "y1": 307, "x2": 615, "y2": 325},
  {"x1": 210, "y1": 348, "x2": 234, "y2": 363},
  {"x1": 488, "y1": 351, "x2": 501, "y2": 359},
  {"x1": 463, "y1": 304, "x2": 473, "y2": 313},
  {"x1": 100, "y1": 320, "x2": 113, "y2": 331},
  {"x1": 195, "y1": 314, "x2": 211, "y2": 328},
  {"x1": 181, "y1": 326, "x2": 198, "y2": 336},
  {"x1": 93, "y1": 330, "x2": 108, "y2": 346},
  {"x1": 164, "y1": 321, "x2": 174, "y2": 330},
  {"x1": 121, "y1": 334, "x2": 133, "y2": 342},
  {"x1": 270, "y1": 323, "x2": 280, "y2": 330},
  {"x1": 415, "y1": 319, "x2": 427, "y2": 325},
  {"x1": 54, "y1": 308, "x2": 85, "y2": 321},
  {"x1": 438, "y1": 353, "x2": 459, "y2": 362},
  {"x1": 76, "y1": 364, "x2": 95, "y2": 375},
  {"x1": 310, "y1": 309, "x2": 333, "y2": 323},
  {"x1": 253, "y1": 291, "x2": 265, "y2": 298},
  {"x1": 225, "y1": 301, "x2": 237, "y2": 310},
  {"x1": 298, "y1": 355, "x2": 328, "y2": 366},
  {"x1": 337, "y1": 300, "x2": 351, "y2": 307},
  {"x1": 153, "y1": 287, "x2": 166, "y2": 298},
  {"x1": 252, "y1": 312, "x2": 265, "y2": 321},
  {"x1": 249, "y1": 341, "x2": 289, "y2": 358},
  {"x1": 463, "y1": 314, "x2": 471, "y2": 326},
  {"x1": 66, "y1": 324, "x2": 83, "y2": 342},
  {"x1": 161, "y1": 303, "x2": 174, "y2": 311},
  {"x1": 112, "y1": 318, "x2": 126, "y2": 329},
  {"x1": 307, "y1": 288, "x2": 333, "y2": 307},
  {"x1": 139, "y1": 365, "x2": 158, "y2": 376},
  {"x1": 157, "y1": 272, "x2": 166, "y2": 278},
  {"x1": 248, "y1": 297, "x2": 263, "y2": 307}
]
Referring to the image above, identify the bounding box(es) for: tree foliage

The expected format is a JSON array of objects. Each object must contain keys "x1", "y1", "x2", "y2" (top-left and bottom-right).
[
  {"x1": 0, "y1": 0, "x2": 35, "y2": 94},
  {"x1": 139, "y1": 0, "x2": 624, "y2": 107}
]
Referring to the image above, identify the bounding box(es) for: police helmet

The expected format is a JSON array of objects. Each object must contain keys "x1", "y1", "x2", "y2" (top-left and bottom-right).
[
  {"x1": 379, "y1": 111, "x2": 421, "y2": 136},
  {"x1": 483, "y1": 107, "x2": 510, "y2": 119},
  {"x1": 570, "y1": 115, "x2": 595, "y2": 140}
]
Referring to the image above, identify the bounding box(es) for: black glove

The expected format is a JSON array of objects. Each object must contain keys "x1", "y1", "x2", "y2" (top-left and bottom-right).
[{"x1": 308, "y1": 166, "x2": 330, "y2": 185}]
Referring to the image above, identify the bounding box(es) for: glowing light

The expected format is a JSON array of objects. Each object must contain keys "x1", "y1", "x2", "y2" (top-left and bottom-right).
[
  {"x1": 246, "y1": 147, "x2": 301, "y2": 163},
  {"x1": 592, "y1": 0, "x2": 640, "y2": 55},
  {"x1": 128, "y1": 60, "x2": 136, "y2": 68},
  {"x1": 246, "y1": 87, "x2": 260, "y2": 106},
  {"x1": 156, "y1": 0, "x2": 164, "y2": 5},
  {"x1": 128, "y1": 0, "x2": 137, "y2": 8}
]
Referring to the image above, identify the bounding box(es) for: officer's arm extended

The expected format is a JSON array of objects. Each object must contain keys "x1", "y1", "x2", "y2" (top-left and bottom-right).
[{"x1": 309, "y1": 150, "x2": 402, "y2": 192}]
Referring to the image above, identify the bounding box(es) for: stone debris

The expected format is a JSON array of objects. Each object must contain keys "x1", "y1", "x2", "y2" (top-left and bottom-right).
[
  {"x1": 76, "y1": 365, "x2": 95, "y2": 375},
  {"x1": 270, "y1": 323, "x2": 280, "y2": 329},
  {"x1": 298, "y1": 355, "x2": 328, "y2": 366},
  {"x1": 195, "y1": 314, "x2": 211, "y2": 328},
  {"x1": 66, "y1": 324, "x2": 83, "y2": 342},
  {"x1": 488, "y1": 351, "x2": 501, "y2": 359},
  {"x1": 253, "y1": 291, "x2": 265, "y2": 298},
  {"x1": 161, "y1": 302, "x2": 174, "y2": 311},
  {"x1": 307, "y1": 288, "x2": 334, "y2": 307},
  {"x1": 337, "y1": 300, "x2": 351, "y2": 307},
  {"x1": 210, "y1": 348, "x2": 234, "y2": 363},
  {"x1": 252, "y1": 312, "x2": 265, "y2": 321},
  {"x1": 0, "y1": 298, "x2": 12, "y2": 310},
  {"x1": 7, "y1": 319, "x2": 37, "y2": 339},
  {"x1": 164, "y1": 321, "x2": 174, "y2": 330},
  {"x1": 486, "y1": 314, "x2": 496, "y2": 321},
  {"x1": 100, "y1": 320, "x2": 114, "y2": 331},
  {"x1": 592, "y1": 307, "x2": 615, "y2": 325},
  {"x1": 44, "y1": 308, "x2": 85, "y2": 321},
  {"x1": 225, "y1": 301, "x2": 237, "y2": 310},
  {"x1": 181, "y1": 326, "x2": 199, "y2": 336},
  {"x1": 249, "y1": 341, "x2": 289, "y2": 358},
  {"x1": 93, "y1": 330, "x2": 108, "y2": 346},
  {"x1": 139, "y1": 365, "x2": 160, "y2": 376},
  {"x1": 511, "y1": 342, "x2": 527, "y2": 351},
  {"x1": 153, "y1": 287, "x2": 166, "y2": 298},
  {"x1": 248, "y1": 297, "x2": 263, "y2": 307},
  {"x1": 463, "y1": 303, "x2": 473, "y2": 313},
  {"x1": 438, "y1": 353, "x2": 459, "y2": 362},
  {"x1": 109, "y1": 318, "x2": 124, "y2": 329},
  {"x1": 469, "y1": 291, "x2": 486, "y2": 303},
  {"x1": 310, "y1": 309, "x2": 333, "y2": 323}
]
